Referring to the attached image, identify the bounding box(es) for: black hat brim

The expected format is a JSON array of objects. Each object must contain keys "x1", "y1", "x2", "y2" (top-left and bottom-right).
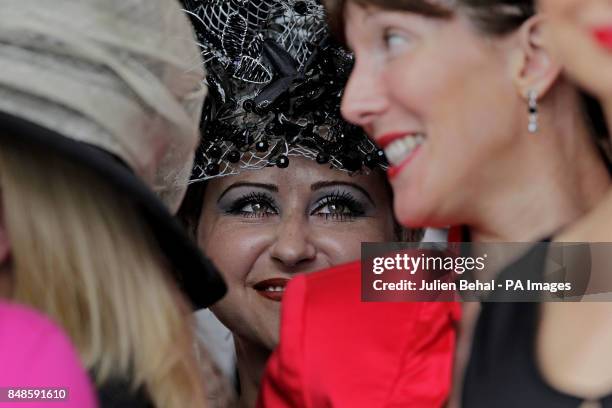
[{"x1": 0, "y1": 111, "x2": 226, "y2": 309}]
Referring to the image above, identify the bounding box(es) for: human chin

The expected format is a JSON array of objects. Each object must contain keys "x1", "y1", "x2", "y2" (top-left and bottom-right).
[
  {"x1": 392, "y1": 180, "x2": 442, "y2": 229},
  {"x1": 262, "y1": 311, "x2": 281, "y2": 349},
  {"x1": 385, "y1": 141, "x2": 434, "y2": 227},
  {"x1": 246, "y1": 283, "x2": 283, "y2": 345},
  {"x1": 390, "y1": 149, "x2": 466, "y2": 229},
  {"x1": 390, "y1": 166, "x2": 434, "y2": 228},
  {"x1": 244, "y1": 299, "x2": 281, "y2": 350},
  {"x1": 211, "y1": 289, "x2": 279, "y2": 349}
]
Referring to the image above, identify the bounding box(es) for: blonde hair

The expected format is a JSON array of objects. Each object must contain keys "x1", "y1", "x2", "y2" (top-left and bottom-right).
[{"x1": 0, "y1": 140, "x2": 208, "y2": 408}]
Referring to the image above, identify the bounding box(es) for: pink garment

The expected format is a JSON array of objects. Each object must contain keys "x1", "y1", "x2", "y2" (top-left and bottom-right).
[{"x1": 0, "y1": 301, "x2": 97, "y2": 407}]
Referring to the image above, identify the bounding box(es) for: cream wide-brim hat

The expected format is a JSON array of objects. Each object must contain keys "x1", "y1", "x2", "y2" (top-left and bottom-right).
[{"x1": 0, "y1": 0, "x2": 226, "y2": 308}]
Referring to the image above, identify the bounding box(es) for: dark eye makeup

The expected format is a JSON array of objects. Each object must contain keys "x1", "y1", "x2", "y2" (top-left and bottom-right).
[
  {"x1": 311, "y1": 190, "x2": 366, "y2": 221},
  {"x1": 225, "y1": 192, "x2": 278, "y2": 218},
  {"x1": 218, "y1": 185, "x2": 372, "y2": 222}
]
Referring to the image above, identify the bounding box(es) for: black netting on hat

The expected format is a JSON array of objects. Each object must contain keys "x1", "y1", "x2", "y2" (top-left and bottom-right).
[{"x1": 182, "y1": 0, "x2": 387, "y2": 181}]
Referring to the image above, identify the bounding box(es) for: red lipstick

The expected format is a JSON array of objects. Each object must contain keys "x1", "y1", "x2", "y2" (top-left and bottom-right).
[
  {"x1": 376, "y1": 132, "x2": 412, "y2": 149},
  {"x1": 253, "y1": 278, "x2": 290, "y2": 302},
  {"x1": 593, "y1": 26, "x2": 612, "y2": 50},
  {"x1": 376, "y1": 132, "x2": 424, "y2": 180}
]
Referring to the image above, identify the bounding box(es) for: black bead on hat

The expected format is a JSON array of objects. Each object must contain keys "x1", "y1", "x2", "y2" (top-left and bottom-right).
[{"x1": 182, "y1": 0, "x2": 387, "y2": 182}]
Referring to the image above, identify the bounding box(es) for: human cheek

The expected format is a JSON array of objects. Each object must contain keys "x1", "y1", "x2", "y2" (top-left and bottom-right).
[
  {"x1": 383, "y1": 52, "x2": 459, "y2": 136},
  {"x1": 205, "y1": 223, "x2": 279, "y2": 341},
  {"x1": 312, "y1": 221, "x2": 392, "y2": 264},
  {"x1": 202, "y1": 223, "x2": 273, "y2": 287},
  {"x1": 358, "y1": 218, "x2": 395, "y2": 242},
  {"x1": 539, "y1": 0, "x2": 580, "y2": 17},
  {"x1": 314, "y1": 231, "x2": 361, "y2": 264},
  {"x1": 384, "y1": 56, "x2": 429, "y2": 113}
]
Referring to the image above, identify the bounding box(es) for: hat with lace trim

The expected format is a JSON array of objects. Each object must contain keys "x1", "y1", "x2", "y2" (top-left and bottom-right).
[{"x1": 0, "y1": 0, "x2": 226, "y2": 308}]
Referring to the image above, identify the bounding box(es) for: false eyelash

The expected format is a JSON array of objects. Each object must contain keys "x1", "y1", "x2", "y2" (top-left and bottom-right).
[
  {"x1": 312, "y1": 190, "x2": 366, "y2": 221},
  {"x1": 227, "y1": 191, "x2": 278, "y2": 217}
]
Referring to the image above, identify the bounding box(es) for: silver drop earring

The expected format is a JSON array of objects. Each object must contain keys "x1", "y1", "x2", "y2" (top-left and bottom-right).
[{"x1": 528, "y1": 90, "x2": 538, "y2": 133}]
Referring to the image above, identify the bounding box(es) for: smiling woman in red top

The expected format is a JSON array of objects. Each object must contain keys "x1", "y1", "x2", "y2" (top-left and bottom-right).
[
  {"x1": 184, "y1": 158, "x2": 400, "y2": 407},
  {"x1": 177, "y1": 1, "x2": 419, "y2": 406}
]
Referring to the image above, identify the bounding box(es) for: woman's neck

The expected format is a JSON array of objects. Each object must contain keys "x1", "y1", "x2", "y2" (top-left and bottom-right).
[
  {"x1": 557, "y1": 98, "x2": 612, "y2": 242},
  {"x1": 470, "y1": 111, "x2": 611, "y2": 242},
  {"x1": 234, "y1": 336, "x2": 271, "y2": 408}
]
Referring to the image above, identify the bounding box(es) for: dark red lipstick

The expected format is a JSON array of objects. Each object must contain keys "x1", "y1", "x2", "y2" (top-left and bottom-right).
[{"x1": 253, "y1": 278, "x2": 290, "y2": 302}]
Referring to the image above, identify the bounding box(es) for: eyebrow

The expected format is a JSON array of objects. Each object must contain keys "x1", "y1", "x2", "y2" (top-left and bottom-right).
[
  {"x1": 217, "y1": 182, "x2": 278, "y2": 203},
  {"x1": 311, "y1": 181, "x2": 376, "y2": 207}
]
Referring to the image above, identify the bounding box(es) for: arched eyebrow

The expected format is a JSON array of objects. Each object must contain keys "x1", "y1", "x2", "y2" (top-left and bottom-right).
[
  {"x1": 217, "y1": 182, "x2": 278, "y2": 203},
  {"x1": 311, "y1": 181, "x2": 376, "y2": 207}
]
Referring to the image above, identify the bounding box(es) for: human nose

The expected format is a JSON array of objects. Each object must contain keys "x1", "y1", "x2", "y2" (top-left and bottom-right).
[
  {"x1": 341, "y1": 57, "x2": 388, "y2": 128},
  {"x1": 269, "y1": 214, "x2": 316, "y2": 269}
]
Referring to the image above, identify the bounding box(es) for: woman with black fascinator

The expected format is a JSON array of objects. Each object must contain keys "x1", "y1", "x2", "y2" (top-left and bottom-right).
[{"x1": 178, "y1": 1, "x2": 423, "y2": 406}]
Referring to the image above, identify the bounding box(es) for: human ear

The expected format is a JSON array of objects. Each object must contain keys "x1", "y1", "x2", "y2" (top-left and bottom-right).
[{"x1": 509, "y1": 15, "x2": 563, "y2": 100}]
